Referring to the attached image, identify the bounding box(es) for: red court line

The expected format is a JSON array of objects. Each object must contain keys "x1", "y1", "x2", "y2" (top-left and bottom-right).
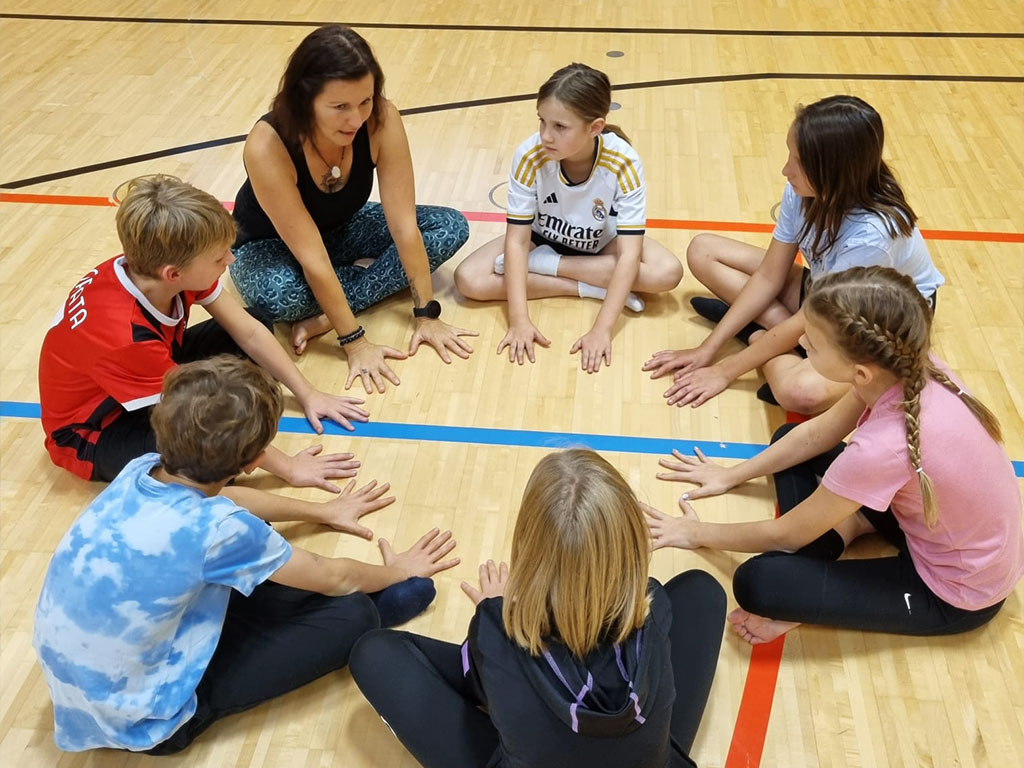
[
  {"x1": 3, "y1": 192, "x2": 1022, "y2": 243},
  {"x1": 724, "y1": 410, "x2": 807, "y2": 768},
  {"x1": 725, "y1": 637, "x2": 786, "y2": 768},
  {"x1": 0, "y1": 192, "x2": 115, "y2": 207}
]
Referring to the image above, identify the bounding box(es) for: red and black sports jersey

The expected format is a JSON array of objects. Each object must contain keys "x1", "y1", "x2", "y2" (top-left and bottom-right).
[{"x1": 38, "y1": 256, "x2": 221, "y2": 479}]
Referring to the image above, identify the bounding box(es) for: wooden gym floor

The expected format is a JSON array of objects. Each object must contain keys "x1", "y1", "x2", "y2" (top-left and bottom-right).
[{"x1": 1, "y1": 2, "x2": 1022, "y2": 766}]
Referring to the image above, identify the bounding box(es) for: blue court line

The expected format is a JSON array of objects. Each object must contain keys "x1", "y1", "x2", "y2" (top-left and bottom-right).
[{"x1": 4, "y1": 400, "x2": 1023, "y2": 477}]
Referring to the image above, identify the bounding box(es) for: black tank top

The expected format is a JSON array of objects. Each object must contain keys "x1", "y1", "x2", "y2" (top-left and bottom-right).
[{"x1": 232, "y1": 115, "x2": 375, "y2": 248}]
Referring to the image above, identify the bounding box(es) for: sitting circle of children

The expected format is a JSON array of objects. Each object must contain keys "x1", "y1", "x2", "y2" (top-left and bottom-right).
[{"x1": 31, "y1": 24, "x2": 1023, "y2": 766}]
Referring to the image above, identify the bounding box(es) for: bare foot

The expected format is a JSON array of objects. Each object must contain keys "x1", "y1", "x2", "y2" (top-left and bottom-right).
[
  {"x1": 728, "y1": 608, "x2": 799, "y2": 645},
  {"x1": 290, "y1": 314, "x2": 333, "y2": 355}
]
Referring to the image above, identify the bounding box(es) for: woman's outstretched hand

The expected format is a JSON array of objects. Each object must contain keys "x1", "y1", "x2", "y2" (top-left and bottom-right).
[
  {"x1": 410, "y1": 318, "x2": 478, "y2": 363},
  {"x1": 342, "y1": 337, "x2": 407, "y2": 393}
]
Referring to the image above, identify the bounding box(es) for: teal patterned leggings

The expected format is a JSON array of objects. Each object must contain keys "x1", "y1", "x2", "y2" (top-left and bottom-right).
[{"x1": 229, "y1": 203, "x2": 469, "y2": 322}]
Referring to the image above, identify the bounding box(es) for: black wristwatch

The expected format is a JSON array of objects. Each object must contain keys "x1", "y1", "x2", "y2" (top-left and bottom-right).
[{"x1": 413, "y1": 300, "x2": 442, "y2": 319}]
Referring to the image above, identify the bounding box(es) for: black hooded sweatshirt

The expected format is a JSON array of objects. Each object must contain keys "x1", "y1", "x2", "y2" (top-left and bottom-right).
[{"x1": 464, "y1": 579, "x2": 698, "y2": 768}]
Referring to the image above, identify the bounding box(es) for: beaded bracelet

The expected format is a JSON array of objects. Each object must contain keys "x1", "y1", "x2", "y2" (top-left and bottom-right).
[{"x1": 337, "y1": 326, "x2": 366, "y2": 346}]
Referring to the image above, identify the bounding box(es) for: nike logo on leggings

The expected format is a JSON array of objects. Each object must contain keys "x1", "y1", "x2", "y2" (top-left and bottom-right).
[{"x1": 904, "y1": 592, "x2": 912, "y2": 613}]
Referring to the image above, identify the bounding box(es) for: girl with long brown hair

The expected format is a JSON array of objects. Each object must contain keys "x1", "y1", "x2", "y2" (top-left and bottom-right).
[
  {"x1": 647, "y1": 267, "x2": 1022, "y2": 644},
  {"x1": 350, "y1": 449, "x2": 725, "y2": 767},
  {"x1": 644, "y1": 95, "x2": 944, "y2": 414},
  {"x1": 454, "y1": 63, "x2": 683, "y2": 373}
]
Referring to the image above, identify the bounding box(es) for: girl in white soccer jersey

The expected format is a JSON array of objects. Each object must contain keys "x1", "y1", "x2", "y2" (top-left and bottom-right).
[{"x1": 454, "y1": 63, "x2": 683, "y2": 372}]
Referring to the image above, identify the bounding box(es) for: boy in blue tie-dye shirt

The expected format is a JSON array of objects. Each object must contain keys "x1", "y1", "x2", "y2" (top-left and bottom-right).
[{"x1": 34, "y1": 356, "x2": 459, "y2": 753}]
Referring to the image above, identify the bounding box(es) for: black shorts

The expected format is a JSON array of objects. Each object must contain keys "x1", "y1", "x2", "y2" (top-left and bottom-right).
[{"x1": 529, "y1": 229, "x2": 596, "y2": 257}]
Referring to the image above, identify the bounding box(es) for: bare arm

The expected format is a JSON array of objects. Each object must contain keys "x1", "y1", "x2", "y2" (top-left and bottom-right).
[
  {"x1": 269, "y1": 527, "x2": 460, "y2": 595},
  {"x1": 496, "y1": 223, "x2": 550, "y2": 364},
  {"x1": 204, "y1": 290, "x2": 369, "y2": 433},
  {"x1": 664, "y1": 309, "x2": 810, "y2": 407},
  {"x1": 222, "y1": 479, "x2": 394, "y2": 538},
  {"x1": 205, "y1": 291, "x2": 315, "y2": 401},
  {"x1": 716, "y1": 309, "x2": 807, "y2": 380},
  {"x1": 570, "y1": 234, "x2": 642, "y2": 372},
  {"x1": 270, "y1": 546, "x2": 408, "y2": 595},
  {"x1": 591, "y1": 235, "x2": 642, "y2": 334},
  {"x1": 375, "y1": 101, "x2": 434, "y2": 308},
  {"x1": 375, "y1": 101, "x2": 478, "y2": 362},
  {"x1": 699, "y1": 238, "x2": 799, "y2": 358},
  {"x1": 647, "y1": 485, "x2": 863, "y2": 554},
  {"x1": 661, "y1": 389, "x2": 865, "y2": 493},
  {"x1": 504, "y1": 223, "x2": 535, "y2": 328}
]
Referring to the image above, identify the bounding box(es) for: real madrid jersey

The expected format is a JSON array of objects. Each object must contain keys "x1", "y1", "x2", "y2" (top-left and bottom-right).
[{"x1": 506, "y1": 131, "x2": 646, "y2": 254}]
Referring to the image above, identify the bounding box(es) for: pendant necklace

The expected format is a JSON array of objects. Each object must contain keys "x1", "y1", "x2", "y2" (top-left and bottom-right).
[{"x1": 310, "y1": 139, "x2": 347, "y2": 192}]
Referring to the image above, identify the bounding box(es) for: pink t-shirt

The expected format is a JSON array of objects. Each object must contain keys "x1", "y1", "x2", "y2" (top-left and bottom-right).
[{"x1": 822, "y1": 366, "x2": 1024, "y2": 610}]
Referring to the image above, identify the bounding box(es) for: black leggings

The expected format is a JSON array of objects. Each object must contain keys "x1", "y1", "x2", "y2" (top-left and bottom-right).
[
  {"x1": 146, "y1": 581, "x2": 379, "y2": 755},
  {"x1": 91, "y1": 313, "x2": 266, "y2": 482},
  {"x1": 348, "y1": 570, "x2": 726, "y2": 768},
  {"x1": 733, "y1": 424, "x2": 1003, "y2": 635}
]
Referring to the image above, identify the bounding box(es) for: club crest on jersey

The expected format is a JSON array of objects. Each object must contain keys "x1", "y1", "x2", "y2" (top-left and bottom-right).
[{"x1": 592, "y1": 198, "x2": 607, "y2": 222}]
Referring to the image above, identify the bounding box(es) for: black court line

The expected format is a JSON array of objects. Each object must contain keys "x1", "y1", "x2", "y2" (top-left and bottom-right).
[
  {"x1": 2, "y1": 12, "x2": 1023, "y2": 39},
  {"x1": 3, "y1": 71, "x2": 1023, "y2": 189}
]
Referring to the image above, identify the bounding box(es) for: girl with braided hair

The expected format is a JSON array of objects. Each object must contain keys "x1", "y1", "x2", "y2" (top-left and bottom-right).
[{"x1": 645, "y1": 266, "x2": 1022, "y2": 643}]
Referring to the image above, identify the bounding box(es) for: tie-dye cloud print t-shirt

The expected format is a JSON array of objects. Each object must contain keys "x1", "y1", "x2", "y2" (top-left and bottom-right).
[{"x1": 33, "y1": 454, "x2": 292, "y2": 752}]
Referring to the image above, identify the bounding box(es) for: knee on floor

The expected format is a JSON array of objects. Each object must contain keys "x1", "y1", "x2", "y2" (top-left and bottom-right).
[
  {"x1": 349, "y1": 627, "x2": 403, "y2": 682},
  {"x1": 732, "y1": 556, "x2": 780, "y2": 614}
]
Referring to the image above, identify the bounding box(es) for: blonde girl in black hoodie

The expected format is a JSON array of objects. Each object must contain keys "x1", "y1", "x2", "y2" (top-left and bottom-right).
[{"x1": 350, "y1": 449, "x2": 726, "y2": 768}]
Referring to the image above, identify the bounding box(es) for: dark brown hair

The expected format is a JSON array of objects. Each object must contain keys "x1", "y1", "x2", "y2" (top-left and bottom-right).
[
  {"x1": 805, "y1": 267, "x2": 1002, "y2": 527},
  {"x1": 115, "y1": 175, "x2": 235, "y2": 279},
  {"x1": 537, "y1": 63, "x2": 630, "y2": 144},
  {"x1": 794, "y1": 95, "x2": 916, "y2": 261},
  {"x1": 152, "y1": 356, "x2": 283, "y2": 484},
  {"x1": 269, "y1": 25, "x2": 387, "y2": 146}
]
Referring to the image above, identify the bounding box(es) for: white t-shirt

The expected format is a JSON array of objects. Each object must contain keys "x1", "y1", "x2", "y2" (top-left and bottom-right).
[
  {"x1": 773, "y1": 182, "x2": 945, "y2": 297},
  {"x1": 506, "y1": 131, "x2": 646, "y2": 253}
]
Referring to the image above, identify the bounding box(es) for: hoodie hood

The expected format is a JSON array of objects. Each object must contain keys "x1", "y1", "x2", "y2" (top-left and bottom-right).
[{"x1": 473, "y1": 579, "x2": 672, "y2": 739}]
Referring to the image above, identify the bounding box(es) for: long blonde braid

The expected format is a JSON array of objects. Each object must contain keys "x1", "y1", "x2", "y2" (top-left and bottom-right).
[{"x1": 805, "y1": 267, "x2": 1003, "y2": 528}]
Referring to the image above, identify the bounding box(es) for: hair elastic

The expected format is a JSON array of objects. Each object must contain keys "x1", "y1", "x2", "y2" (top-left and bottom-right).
[
  {"x1": 915, "y1": 466, "x2": 924, "y2": 474},
  {"x1": 957, "y1": 388, "x2": 965, "y2": 396}
]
